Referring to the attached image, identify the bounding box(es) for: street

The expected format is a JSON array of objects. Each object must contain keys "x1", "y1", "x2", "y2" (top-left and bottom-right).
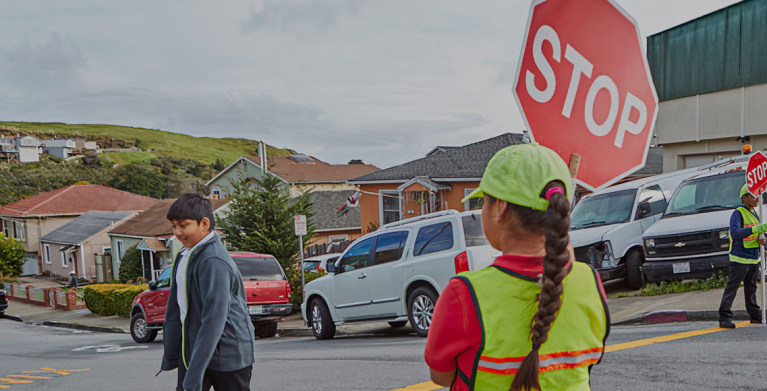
[{"x1": 1, "y1": 318, "x2": 767, "y2": 390}]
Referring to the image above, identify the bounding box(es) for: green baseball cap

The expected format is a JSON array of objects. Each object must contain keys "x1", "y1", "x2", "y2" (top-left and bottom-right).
[
  {"x1": 462, "y1": 143, "x2": 572, "y2": 211},
  {"x1": 740, "y1": 184, "x2": 750, "y2": 198}
]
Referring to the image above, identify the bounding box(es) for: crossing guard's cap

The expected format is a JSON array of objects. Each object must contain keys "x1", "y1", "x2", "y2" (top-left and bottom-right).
[
  {"x1": 461, "y1": 143, "x2": 573, "y2": 211},
  {"x1": 740, "y1": 184, "x2": 751, "y2": 198}
]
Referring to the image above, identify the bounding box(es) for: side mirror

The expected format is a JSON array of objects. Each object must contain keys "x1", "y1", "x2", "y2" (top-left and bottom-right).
[
  {"x1": 636, "y1": 201, "x2": 652, "y2": 220},
  {"x1": 326, "y1": 263, "x2": 336, "y2": 273},
  {"x1": 148, "y1": 281, "x2": 158, "y2": 290}
]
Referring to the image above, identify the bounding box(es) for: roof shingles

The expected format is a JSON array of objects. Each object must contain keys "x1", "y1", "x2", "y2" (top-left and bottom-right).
[{"x1": 0, "y1": 185, "x2": 159, "y2": 216}]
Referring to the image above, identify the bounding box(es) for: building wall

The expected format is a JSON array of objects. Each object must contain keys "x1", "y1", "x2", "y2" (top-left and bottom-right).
[
  {"x1": 18, "y1": 147, "x2": 39, "y2": 163},
  {"x1": 289, "y1": 183, "x2": 357, "y2": 198},
  {"x1": 40, "y1": 242, "x2": 79, "y2": 277},
  {"x1": 108, "y1": 235, "x2": 142, "y2": 276},
  {"x1": 208, "y1": 160, "x2": 267, "y2": 199},
  {"x1": 309, "y1": 229, "x2": 364, "y2": 246}
]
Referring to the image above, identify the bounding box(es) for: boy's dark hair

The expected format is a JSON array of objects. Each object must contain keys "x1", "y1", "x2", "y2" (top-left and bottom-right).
[{"x1": 167, "y1": 193, "x2": 216, "y2": 231}]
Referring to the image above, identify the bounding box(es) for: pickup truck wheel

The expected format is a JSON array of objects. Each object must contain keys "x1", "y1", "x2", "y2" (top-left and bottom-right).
[
  {"x1": 626, "y1": 250, "x2": 645, "y2": 290},
  {"x1": 130, "y1": 313, "x2": 157, "y2": 343},
  {"x1": 310, "y1": 299, "x2": 336, "y2": 340},
  {"x1": 388, "y1": 321, "x2": 408, "y2": 328},
  {"x1": 254, "y1": 321, "x2": 278, "y2": 338},
  {"x1": 408, "y1": 287, "x2": 437, "y2": 337}
]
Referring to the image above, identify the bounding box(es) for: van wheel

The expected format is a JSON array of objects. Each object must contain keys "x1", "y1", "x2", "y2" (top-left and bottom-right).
[
  {"x1": 254, "y1": 321, "x2": 278, "y2": 338},
  {"x1": 310, "y1": 299, "x2": 336, "y2": 340},
  {"x1": 408, "y1": 287, "x2": 437, "y2": 337},
  {"x1": 388, "y1": 321, "x2": 408, "y2": 328},
  {"x1": 130, "y1": 313, "x2": 157, "y2": 343},
  {"x1": 626, "y1": 250, "x2": 645, "y2": 290}
]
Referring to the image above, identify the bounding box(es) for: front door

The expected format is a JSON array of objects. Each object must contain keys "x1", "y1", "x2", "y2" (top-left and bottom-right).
[{"x1": 332, "y1": 237, "x2": 374, "y2": 321}]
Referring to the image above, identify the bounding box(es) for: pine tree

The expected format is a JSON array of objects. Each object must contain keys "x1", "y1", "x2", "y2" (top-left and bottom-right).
[
  {"x1": 218, "y1": 174, "x2": 314, "y2": 271},
  {"x1": 118, "y1": 245, "x2": 144, "y2": 283}
]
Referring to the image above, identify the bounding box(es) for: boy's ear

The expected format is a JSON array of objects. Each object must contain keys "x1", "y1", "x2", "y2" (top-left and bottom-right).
[{"x1": 200, "y1": 217, "x2": 211, "y2": 232}]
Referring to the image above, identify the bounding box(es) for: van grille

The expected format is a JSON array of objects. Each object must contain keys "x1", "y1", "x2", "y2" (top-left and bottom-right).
[{"x1": 646, "y1": 230, "x2": 724, "y2": 258}]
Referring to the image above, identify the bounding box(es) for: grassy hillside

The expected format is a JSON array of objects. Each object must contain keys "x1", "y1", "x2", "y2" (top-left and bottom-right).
[{"x1": 0, "y1": 121, "x2": 292, "y2": 165}]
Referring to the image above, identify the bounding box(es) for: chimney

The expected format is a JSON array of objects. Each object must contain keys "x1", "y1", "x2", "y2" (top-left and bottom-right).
[{"x1": 348, "y1": 159, "x2": 364, "y2": 164}]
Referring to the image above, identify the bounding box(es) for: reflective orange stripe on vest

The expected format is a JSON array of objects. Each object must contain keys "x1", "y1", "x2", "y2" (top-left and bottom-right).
[{"x1": 477, "y1": 347, "x2": 604, "y2": 375}]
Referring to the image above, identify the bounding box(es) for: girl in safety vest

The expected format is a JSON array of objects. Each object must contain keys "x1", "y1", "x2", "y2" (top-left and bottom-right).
[{"x1": 425, "y1": 143, "x2": 609, "y2": 391}]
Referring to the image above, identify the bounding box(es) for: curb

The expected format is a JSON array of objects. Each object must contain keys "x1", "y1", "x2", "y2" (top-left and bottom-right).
[
  {"x1": 40, "y1": 321, "x2": 125, "y2": 334},
  {"x1": 276, "y1": 327, "x2": 313, "y2": 337},
  {"x1": 613, "y1": 309, "x2": 753, "y2": 325}
]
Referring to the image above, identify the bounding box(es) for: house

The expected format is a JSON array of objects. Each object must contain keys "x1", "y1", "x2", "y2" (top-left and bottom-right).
[
  {"x1": 0, "y1": 134, "x2": 42, "y2": 163},
  {"x1": 0, "y1": 184, "x2": 160, "y2": 276},
  {"x1": 107, "y1": 198, "x2": 228, "y2": 281},
  {"x1": 41, "y1": 139, "x2": 77, "y2": 159},
  {"x1": 39, "y1": 211, "x2": 135, "y2": 282},
  {"x1": 348, "y1": 133, "x2": 526, "y2": 230},
  {"x1": 206, "y1": 154, "x2": 378, "y2": 244}
]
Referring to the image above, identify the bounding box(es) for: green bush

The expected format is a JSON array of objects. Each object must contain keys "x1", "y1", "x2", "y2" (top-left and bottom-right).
[
  {"x1": 118, "y1": 245, "x2": 142, "y2": 283},
  {"x1": 0, "y1": 233, "x2": 25, "y2": 276},
  {"x1": 287, "y1": 267, "x2": 327, "y2": 311},
  {"x1": 83, "y1": 283, "x2": 147, "y2": 316},
  {"x1": 635, "y1": 272, "x2": 728, "y2": 296},
  {"x1": 114, "y1": 285, "x2": 149, "y2": 317}
]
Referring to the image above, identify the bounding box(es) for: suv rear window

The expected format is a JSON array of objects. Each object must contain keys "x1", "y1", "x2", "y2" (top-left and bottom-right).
[
  {"x1": 414, "y1": 222, "x2": 454, "y2": 256},
  {"x1": 234, "y1": 257, "x2": 285, "y2": 281},
  {"x1": 461, "y1": 214, "x2": 488, "y2": 247}
]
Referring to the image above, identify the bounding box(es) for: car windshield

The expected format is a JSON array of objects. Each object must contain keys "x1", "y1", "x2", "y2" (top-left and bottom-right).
[
  {"x1": 570, "y1": 189, "x2": 637, "y2": 230},
  {"x1": 461, "y1": 214, "x2": 489, "y2": 247},
  {"x1": 664, "y1": 172, "x2": 743, "y2": 217},
  {"x1": 303, "y1": 260, "x2": 320, "y2": 270},
  {"x1": 234, "y1": 257, "x2": 285, "y2": 281}
]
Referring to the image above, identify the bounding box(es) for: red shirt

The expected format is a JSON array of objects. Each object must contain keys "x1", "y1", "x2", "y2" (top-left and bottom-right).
[{"x1": 424, "y1": 254, "x2": 606, "y2": 390}]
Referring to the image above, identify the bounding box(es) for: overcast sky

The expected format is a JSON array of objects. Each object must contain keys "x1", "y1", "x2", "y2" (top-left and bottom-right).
[{"x1": 0, "y1": 0, "x2": 739, "y2": 169}]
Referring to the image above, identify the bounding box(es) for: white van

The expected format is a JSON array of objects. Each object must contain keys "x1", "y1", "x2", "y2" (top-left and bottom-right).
[
  {"x1": 569, "y1": 167, "x2": 702, "y2": 289},
  {"x1": 641, "y1": 157, "x2": 749, "y2": 283}
]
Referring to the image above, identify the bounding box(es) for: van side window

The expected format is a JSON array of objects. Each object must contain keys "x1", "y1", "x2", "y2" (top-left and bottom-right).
[
  {"x1": 414, "y1": 222, "x2": 454, "y2": 256},
  {"x1": 373, "y1": 231, "x2": 409, "y2": 265},
  {"x1": 339, "y1": 238, "x2": 373, "y2": 272},
  {"x1": 636, "y1": 185, "x2": 666, "y2": 218}
]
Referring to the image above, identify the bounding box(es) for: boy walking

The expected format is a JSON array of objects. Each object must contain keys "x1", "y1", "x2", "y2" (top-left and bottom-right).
[{"x1": 159, "y1": 193, "x2": 255, "y2": 391}]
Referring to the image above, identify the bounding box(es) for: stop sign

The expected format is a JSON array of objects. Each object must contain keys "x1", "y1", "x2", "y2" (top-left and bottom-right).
[
  {"x1": 513, "y1": 0, "x2": 658, "y2": 190},
  {"x1": 747, "y1": 151, "x2": 767, "y2": 196}
]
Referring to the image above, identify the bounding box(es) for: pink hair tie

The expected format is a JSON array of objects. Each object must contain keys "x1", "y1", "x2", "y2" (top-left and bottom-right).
[{"x1": 545, "y1": 187, "x2": 564, "y2": 200}]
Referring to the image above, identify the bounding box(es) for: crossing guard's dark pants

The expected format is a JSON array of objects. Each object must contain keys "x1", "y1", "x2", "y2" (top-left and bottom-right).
[
  {"x1": 176, "y1": 364, "x2": 252, "y2": 391},
  {"x1": 718, "y1": 261, "x2": 761, "y2": 322}
]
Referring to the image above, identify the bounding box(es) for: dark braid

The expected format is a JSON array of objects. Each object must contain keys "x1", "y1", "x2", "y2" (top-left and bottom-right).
[{"x1": 510, "y1": 185, "x2": 571, "y2": 391}]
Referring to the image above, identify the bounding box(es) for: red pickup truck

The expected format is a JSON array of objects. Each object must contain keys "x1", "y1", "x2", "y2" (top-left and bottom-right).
[{"x1": 130, "y1": 252, "x2": 292, "y2": 343}]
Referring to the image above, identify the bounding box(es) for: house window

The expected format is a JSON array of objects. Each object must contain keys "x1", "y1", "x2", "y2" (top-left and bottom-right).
[
  {"x1": 379, "y1": 190, "x2": 401, "y2": 225},
  {"x1": 44, "y1": 244, "x2": 52, "y2": 264},
  {"x1": 212, "y1": 189, "x2": 222, "y2": 199},
  {"x1": 61, "y1": 251, "x2": 68, "y2": 267},
  {"x1": 15, "y1": 221, "x2": 25, "y2": 241},
  {"x1": 1, "y1": 220, "x2": 8, "y2": 238},
  {"x1": 464, "y1": 189, "x2": 484, "y2": 211},
  {"x1": 116, "y1": 240, "x2": 125, "y2": 262},
  {"x1": 328, "y1": 234, "x2": 348, "y2": 243}
]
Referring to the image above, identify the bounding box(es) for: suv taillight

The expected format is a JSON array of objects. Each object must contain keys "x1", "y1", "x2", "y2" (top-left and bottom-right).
[
  {"x1": 286, "y1": 282, "x2": 291, "y2": 299},
  {"x1": 454, "y1": 251, "x2": 469, "y2": 274}
]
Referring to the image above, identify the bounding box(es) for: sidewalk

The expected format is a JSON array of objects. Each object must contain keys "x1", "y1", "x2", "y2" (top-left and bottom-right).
[{"x1": 1, "y1": 286, "x2": 760, "y2": 335}]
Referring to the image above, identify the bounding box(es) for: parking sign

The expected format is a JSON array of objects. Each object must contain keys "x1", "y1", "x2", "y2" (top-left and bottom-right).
[{"x1": 294, "y1": 215, "x2": 307, "y2": 236}]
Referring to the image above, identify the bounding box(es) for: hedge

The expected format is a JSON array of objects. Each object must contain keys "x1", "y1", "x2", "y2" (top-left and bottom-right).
[
  {"x1": 83, "y1": 283, "x2": 148, "y2": 317},
  {"x1": 287, "y1": 268, "x2": 326, "y2": 311}
]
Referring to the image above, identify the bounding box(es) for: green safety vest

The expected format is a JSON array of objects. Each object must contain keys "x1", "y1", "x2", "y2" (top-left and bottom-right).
[
  {"x1": 729, "y1": 207, "x2": 761, "y2": 264},
  {"x1": 456, "y1": 262, "x2": 608, "y2": 391}
]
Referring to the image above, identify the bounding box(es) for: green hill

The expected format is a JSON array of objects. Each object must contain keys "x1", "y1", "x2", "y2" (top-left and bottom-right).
[{"x1": 0, "y1": 121, "x2": 292, "y2": 165}]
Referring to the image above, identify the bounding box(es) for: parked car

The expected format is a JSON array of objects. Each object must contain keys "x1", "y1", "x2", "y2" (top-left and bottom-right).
[
  {"x1": 130, "y1": 252, "x2": 292, "y2": 343},
  {"x1": 301, "y1": 210, "x2": 500, "y2": 340},
  {"x1": 642, "y1": 157, "x2": 749, "y2": 283},
  {"x1": 302, "y1": 253, "x2": 342, "y2": 273},
  {"x1": 0, "y1": 289, "x2": 7, "y2": 314},
  {"x1": 569, "y1": 167, "x2": 701, "y2": 289}
]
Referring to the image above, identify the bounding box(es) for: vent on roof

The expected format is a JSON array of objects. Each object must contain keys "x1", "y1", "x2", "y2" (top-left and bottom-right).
[
  {"x1": 348, "y1": 159, "x2": 364, "y2": 164},
  {"x1": 289, "y1": 155, "x2": 314, "y2": 163}
]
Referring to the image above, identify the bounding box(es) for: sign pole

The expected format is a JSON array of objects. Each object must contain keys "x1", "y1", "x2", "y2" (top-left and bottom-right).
[
  {"x1": 299, "y1": 235, "x2": 305, "y2": 298},
  {"x1": 294, "y1": 214, "x2": 308, "y2": 301},
  {"x1": 760, "y1": 194, "x2": 766, "y2": 324}
]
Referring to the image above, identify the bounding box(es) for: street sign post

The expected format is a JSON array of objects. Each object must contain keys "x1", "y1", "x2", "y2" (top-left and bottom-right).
[
  {"x1": 746, "y1": 152, "x2": 767, "y2": 324},
  {"x1": 294, "y1": 215, "x2": 308, "y2": 297},
  {"x1": 513, "y1": 0, "x2": 658, "y2": 190}
]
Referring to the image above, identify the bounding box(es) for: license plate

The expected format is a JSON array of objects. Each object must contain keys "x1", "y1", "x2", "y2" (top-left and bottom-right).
[
  {"x1": 672, "y1": 262, "x2": 690, "y2": 274},
  {"x1": 248, "y1": 306, "x2": 263, "y2": 315}
]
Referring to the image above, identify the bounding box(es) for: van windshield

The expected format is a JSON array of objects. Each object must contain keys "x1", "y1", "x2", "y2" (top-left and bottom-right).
[
  {"x1": 570, "y1": 189, "x2": 636, "y2": 230},
  {"x1": 664, "y1": 172, "x2": 743, "y2": 217}
]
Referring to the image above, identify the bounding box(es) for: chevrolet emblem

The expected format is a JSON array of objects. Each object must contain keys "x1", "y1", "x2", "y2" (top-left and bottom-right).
[{"x1": 674, "y1": 242, "x2": 686, "y2": 248}]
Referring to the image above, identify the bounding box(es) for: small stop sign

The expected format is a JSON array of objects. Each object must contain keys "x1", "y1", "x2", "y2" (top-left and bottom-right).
[
  {"x1": 747, "y1": 151, "x2": 767, "y2": 196},
  {"x1": 513, "y1": 0, "x2": 658, "y2": 190}
]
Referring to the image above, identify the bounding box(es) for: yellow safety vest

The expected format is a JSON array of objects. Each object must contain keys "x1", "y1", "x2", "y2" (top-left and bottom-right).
[
  {"x1": 456, "y1": 262, "x2": 608, "y2": 391},
  {"x1": 729, "y1": 207, "x2": 761, "y2": 264}
]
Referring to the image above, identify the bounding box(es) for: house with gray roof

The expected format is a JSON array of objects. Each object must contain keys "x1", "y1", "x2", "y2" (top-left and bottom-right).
[
  {"x1": 300, "y1": 190, "x2": 365, "y2": 245},
  {"x1": 348, "y1": 133, "x2": 526, "y2": 230},
  {"x1": 39, "y1": 211, "x2": 135, "y2": 282}
]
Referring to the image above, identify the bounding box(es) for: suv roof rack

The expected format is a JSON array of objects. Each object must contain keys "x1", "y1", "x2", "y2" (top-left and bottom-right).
[{"x1": 378, "y1": 210, "x2": 460, "y2": 230}]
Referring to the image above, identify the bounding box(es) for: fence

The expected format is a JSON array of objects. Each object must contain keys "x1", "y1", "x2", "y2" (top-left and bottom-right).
[
  {"x1": 3, "y1": 283, "x2": 85, "y2": 310},
  {"x1": 304, "y1": 240, "x2": 352, "y2": 258}
]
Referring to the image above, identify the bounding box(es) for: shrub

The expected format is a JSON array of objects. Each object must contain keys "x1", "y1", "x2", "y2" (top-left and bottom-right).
[
  {"x1": 287, "y1": 267, "x2": 326, "y2": 311},
  {"x1": 0, "y1": 233, "x2": 25, "y2": 276},
  {"x1": 83, "y1": 283, "x2": 147, "y2": 316},
  {"x1": 118, "y1": 245, "x2": 142, "y2": 283}
]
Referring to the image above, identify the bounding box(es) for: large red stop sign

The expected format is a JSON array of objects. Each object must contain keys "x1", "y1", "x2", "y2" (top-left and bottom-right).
[
  {"x1": 747, "y1": 151, "x2": 767, "y2": 196},
  {"x1": 513, "y1": 0, "x2": 658, "y2": 190}
]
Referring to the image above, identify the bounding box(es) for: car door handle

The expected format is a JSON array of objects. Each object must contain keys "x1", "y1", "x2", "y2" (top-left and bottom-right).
[{"x1": 357, "y1": 273, "x2": 367, "y2": 279}]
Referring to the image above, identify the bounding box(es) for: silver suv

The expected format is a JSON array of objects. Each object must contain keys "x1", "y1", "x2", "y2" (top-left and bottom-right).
[{"x1": 301, "y1": 210, "x2": 499, "y2": 339}]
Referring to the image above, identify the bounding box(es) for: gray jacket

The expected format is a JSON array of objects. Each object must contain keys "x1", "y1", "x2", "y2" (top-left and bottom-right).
[{"x1": 160, "y1": 234, "x2": 255, "y2": 390}]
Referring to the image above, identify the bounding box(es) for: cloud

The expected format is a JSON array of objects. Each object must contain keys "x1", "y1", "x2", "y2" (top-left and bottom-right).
[{"x1": 240, "y1": 0, "x2": 366, "y2": 34}]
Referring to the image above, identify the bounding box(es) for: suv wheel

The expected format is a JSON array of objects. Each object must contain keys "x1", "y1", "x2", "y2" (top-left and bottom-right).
[
  {"x1": 254, "y1": 321, "x2": 278, "y2": 338},
  {"x1": 626, "y1": 250, "x2": 645, "y2": 290},
  {"x1": 130, "y1": 313, "x2": 157, "y2": 343},
  {"x1": 310, "y1": 299, "x2": 336, "y2": 340},
  {"x1": 408, "y1": 287, "x2": 437, "y2": 337}
]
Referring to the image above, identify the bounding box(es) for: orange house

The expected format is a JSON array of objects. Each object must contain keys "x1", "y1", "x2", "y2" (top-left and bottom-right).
[{"x1": 349, "y1": 133, "x2": 525, "y2": 231}]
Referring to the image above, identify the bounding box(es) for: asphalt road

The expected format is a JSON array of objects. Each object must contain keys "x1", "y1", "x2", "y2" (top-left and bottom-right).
[{"x1": 1, "y1": 318, "x2": 766, "y2": 390}]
